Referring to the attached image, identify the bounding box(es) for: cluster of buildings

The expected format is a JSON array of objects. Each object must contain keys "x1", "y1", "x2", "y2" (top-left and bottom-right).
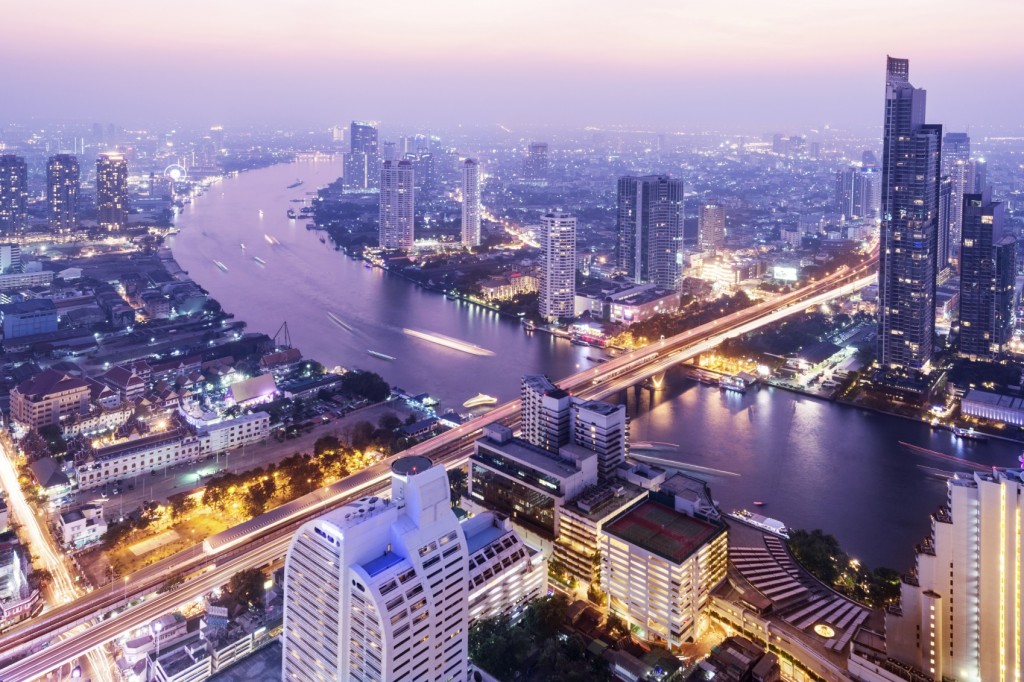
[{"x1": 876, "y1": 57, "x2": 1017, "y2": 384}]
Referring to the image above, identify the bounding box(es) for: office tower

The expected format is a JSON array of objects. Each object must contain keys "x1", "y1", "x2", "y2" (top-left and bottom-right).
[
  {"x1": 524, "y1": 142, "x2": 548, "y2": 185},
  {"x1": 0, "y1": 243, "x2": 21, "y2": 274},
  {"x1": 378, "y1": 160, "x2": 415, "y2": 250},
  {"x1": 283, "y1": 456, "x2": 469, "y2": 682},
  {"x1": 461, "y1": 159, "x2": 480, "y2": 248},
  {"x1": 343, "y1": 121, "x2": 379, "y2": 191},
  {"x1": 698, "y1": 202, "x2": 726, "y2": 251},
  {"x1": 834, "y1": 168, "x2": 879, "y2": 221},
  {"x1": 96, "y1": 152, "x2": 128, "y2": 231},
  {"x1": 942, "y1": 132, "x2": 971, "y2": 267},
  {"x1": 538, "y1": 210, "x2": 576, "y2": 322},
  {"x1": 571, "y1": 400, "x2": 628, "y2": 480},
  {"x1": 409, "y1": 151, "x2": 435, "y2": 192},
  {"x1": 520, "y1": 374, "x2": 572, "y2": 451},
  {"x1": 616, "y1": 175, "x2": 685, "y2": 290},
  {"x1": 885, "y1": 467, "x2": 1024, "y2": 682},
  {"x1": 381, "y1": 141, "x2": 397, "y2": 162},
  {"x1": 936, "y1": 175, "x2": 953, "y2": 274},
  {"x1": 877, "y1": 57, "x2": 942, "y2": 372},
  {"x1": 958, "y1": 190, "x2": 1016, "y2": 360},
  {"x1": 47, "y1": 154, "x2": 80, "y2": 233},
  {"x1": 0, "y1": 155, "x2": 29, "y2": 235},
  {"x1": 862, "y1": 149, "x2": 879, "y2": 168},
  {"x1": 971, "y1": 157, "x2": 988, "y2": 193}
]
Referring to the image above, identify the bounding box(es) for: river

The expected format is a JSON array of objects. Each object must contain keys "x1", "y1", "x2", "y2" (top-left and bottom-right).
[{"x1": 170, "y1": 158, "x2": 1023, "y2": 569}]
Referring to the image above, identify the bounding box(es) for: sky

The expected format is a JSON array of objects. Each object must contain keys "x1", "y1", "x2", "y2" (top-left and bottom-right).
[{"x1": 3, "y1": 0, "x2": 1023, "y2": 134}]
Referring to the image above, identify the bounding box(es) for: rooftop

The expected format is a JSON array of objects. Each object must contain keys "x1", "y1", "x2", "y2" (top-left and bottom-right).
[
  {"x1": 463, "y1": 512, "x2": 512, "y2": 555},
  {"x1": 15, "y1": 369, "x2": 89, "y2": 399},
  {"x1": 475, "y1": 437, "x2": 583, "y2": 481},
  {"x1": 962, "y1": 388, "x2": 1024, "y2": 411},
  {"x1": 0, "y1": 299, "x2": 56, "y2": 315},
  {"x1": 362, "y1": 551, "x2": 406, "y2": 578},
  {"x1": 604, "y1": 499, "x2": 722, "y2": 564}
]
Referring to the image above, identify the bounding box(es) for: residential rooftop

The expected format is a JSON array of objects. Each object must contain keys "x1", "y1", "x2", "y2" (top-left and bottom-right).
[{"x1": 604, "y1": 499, "x2": 723, "y2": 564}]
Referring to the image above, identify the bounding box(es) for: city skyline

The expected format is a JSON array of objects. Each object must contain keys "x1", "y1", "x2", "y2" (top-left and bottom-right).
[{"x1": 3, "y1": 1, "x2": 1024, "y2": 132}]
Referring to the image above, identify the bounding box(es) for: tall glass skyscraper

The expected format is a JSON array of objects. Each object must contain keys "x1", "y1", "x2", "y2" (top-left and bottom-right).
[
  {"x1": 877, "y1": 57, "x2": 942, "y2": 372},
  {"x1": 941, "y1": 132, "x2": 971, "y2": 270},
  {"x1": 0, "y1": 155, "x2": 29, "y2": 235},
  {"x1": 958, "y1": 190, "x2": 1016, "y2": 360},
  {"x1": 616, "y1": 175, "x2": 685, "y2": 291},
  {"x1": 96, "y1": 152, "x2": 128, "y2": 231},
  {"x1": 538, "y1": 210, "x2": 576, "y2": 322},
  {"x1": 47, "y1": 154, "x2": 80, "y2": 233},
  {"x1": 343, "y1": 120, "x2": 380, "y2": 191}
]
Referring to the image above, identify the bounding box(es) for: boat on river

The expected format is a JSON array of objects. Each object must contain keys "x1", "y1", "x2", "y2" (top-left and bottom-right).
[
  {"x1": 287, "y1": 179, "x2": 304, "y2": 189},
  {"x1": 728, "y1": 509, "x2": 789, "y2": 539},
  {"x1": 367, "y1": 350, "x2": 396, "y2": 361},
  {"x1": 952, "y1": 426, "x2": 988, "y2": 442},
  {"x1": 253, "y1": 256, "x2": 266, "y2": 265},
  {"x1": 463, "y1": 394, "x2": 498, "y2": 408},
  {"x1": 327, "y1": 312, "x2": 353, "y2": 331},
  {"x1": 214, "y1": 260, "x2": 228, "y2": 272}
]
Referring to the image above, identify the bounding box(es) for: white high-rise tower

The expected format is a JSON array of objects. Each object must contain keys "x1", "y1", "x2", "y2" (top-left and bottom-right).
[
  {"x1": 461, "y1": 159, "x2": 481, "y2": 248},
  {"x1": 538, "y1": 210, "x2": 576, "y2": 322},
  {"x1": 379, "y1": 160, "x2": 415, "y2": 250},
  {"x1": 283, "y1": 456, "x2": 469, "y2": 682}
]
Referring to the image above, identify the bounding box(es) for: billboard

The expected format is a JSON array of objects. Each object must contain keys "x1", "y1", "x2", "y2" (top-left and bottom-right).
[{"x1": 773, "y1": 266, "x2": 799, "y2": 282}]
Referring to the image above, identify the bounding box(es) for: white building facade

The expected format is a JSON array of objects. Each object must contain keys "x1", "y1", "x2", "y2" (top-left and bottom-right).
[
  {"x1": 461, "y1": 159, "x2": 480, "y2": 247},
  {"x1": 538, "y1": 210, "x2": 576, "y2": 322},
  {"x1": 379, "y1": 160, "x2": 415, "y2": 250}
]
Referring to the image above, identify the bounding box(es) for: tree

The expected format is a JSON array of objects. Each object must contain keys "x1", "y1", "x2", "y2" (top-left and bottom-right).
[
  {"x1": 37, "y1": 424, "x2": 68, "y2": 457},
  {"x1": 245, "y1": 477, "x2": 277, "y2": 517},
  {"x1": 169, "y1": 494, "x2": 196, "y2": 522},
  {"x1": 314, "y1": 435, "x2": 341, "y2": 457},
  {"x1": 228, "y1": 568, "x2": 266, "y2": 609},
  {"x1": 345, "y1": 421, "x2": 376, "y2": 451},
  {"x1": 447, "y1": 467, "x2": 468, "y2": 506},
  {"x1": 788, "y1": 529, "x2": 844, "y2": 585},
  {"x1": 340, "y1": 370, "x2": 390, "y2": 402},
  {"x1": 377, "y1": 412, "x2": 402, "y2": 432}
]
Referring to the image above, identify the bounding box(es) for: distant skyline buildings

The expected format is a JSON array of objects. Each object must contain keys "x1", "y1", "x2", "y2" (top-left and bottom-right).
[
  {"x1": 877, "y1": 57, "x2": 941, "y2": 373},
  {"x1": 524, "y1": 142, "x2": 548, "y2": 186},
  {"x1": 616, "y1": 175, "x2": 685, "y2": 291},
  {"x1": 538, "y1": 210, "x2": 576, "y2": 322},
  {"x1": 96, "y1": 152, "x2": 128, "y2": 231},
  {"x1": 46, "y1": 154, "x2": 79, "y2": 233},
  {"x1": 0, "y1": 155, "x2": 29, "y2": 235},
  {"x1": 378, "y1": 159, "x2": 415, "y2": 250},
  {"x1": 461, "y1": 159, "x2": 480, "y2": 248}
]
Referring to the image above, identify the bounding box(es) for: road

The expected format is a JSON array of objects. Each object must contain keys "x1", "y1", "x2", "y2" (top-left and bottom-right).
[{"x1": 0, "y1": 254, "x2": 877, "y2": 680}]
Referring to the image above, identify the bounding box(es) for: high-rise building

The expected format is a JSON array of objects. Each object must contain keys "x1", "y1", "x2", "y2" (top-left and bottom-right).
[
  {"x1": 283, "y1": 456, "x2": 469, "y2": 682},
  {"x1": 524, "y1": 142, "x2": 548, "y2": 185},
  {"x1": 0, "y1": 155, "x2": 29, "y2": 235},
  {"x1": 343, "y1": 121, "x2": 380, "y2": 191},
  {"x1": 96, "y1": 153, "x2": 128, "y2": 231},
  {"x1": 520, "y1": 374, "x2": 572, "y2": 451},
  {"x1": 958, "y1": 190, "x2": 1016, "y2": 360},
  {"x1": 834, "y1": 168, "x2": 879, "y2": 221},
  {"x1": 971, "y1": 156, "x2": 988, "y2": 194},
  {"x1": 942, "y1": 132, "x2": 971, "y2": 269},
  {"x1": 378, "y1": 160, "x2": 415, "y2": 250},
  {"x1": 571, "y1": 400, "x2": 628, "y2": 480},
  {"x1": 0, "y1": 243, "x2": 21, "y2": 274},
  {"x1": 937, "y1": 175, "x2": 953, "y2": 275},
  {"x1": 461, "y1": 159, "x2": 480, "y2": 248},
  {"x1": 877, "y1": 57, "x2": 942, "y2": 372},
  {"x1": 885, "y1": 466, "x2": 1024, "y2": 682},
  {"x1": 616, "y1": 175, "x2": 685, "y2": 291},
  {"x1": 381, "y1": 141, "x2": 397, "y2": 162},
  {"x1": 47, "y1": 154, "x2": 79, "y2": 234},
  {"x1": 538, "y1": 210, "x2": 576, "y2": 322},
  {"x1": 698, "y1": 202, "x2": 726, "y2": 251}
]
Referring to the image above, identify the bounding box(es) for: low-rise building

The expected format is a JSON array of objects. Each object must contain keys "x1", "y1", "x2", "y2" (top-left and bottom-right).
[
  {"x1": 0, "y1": 270, "x2": 54, "y2": 291},
  {"x1": 61, "y1": 404, "x2": 133, "y2": 439},
  {"x1": 59, "y1": 503, "x2": 107, "y2": 548},
  {"x1": 75, "y1": 429, "x2": 204, "y2": 490},
  {"x1": 601, "y1": 494, "x2": 728, "y2": 648},
  {"x1": 0, "y1": 533, "x2": 42, "y2": 630},
  {"x1": 960, "y1": 388, "x2": 1024, "y2": 426},
  {"x1": 464, "y1": 511, "x2": 547, "y2": 624},
  {"x1": 479, "y1": 272, "x2": 539, "y2": 301},
  {"x1": 9, "y1": 369, "x2": 91, "y2": 429},
  {"x1": 28, "y1": 457, "x2": 72, "y2": 499},
  {"x1": 225, "y1": 374, "x2": 278, "y2": 407},
  {"x1": 199, "y1": 412, "x2": 270, "y2": 452},
  {"x1": 0, "y1": 299, "x2": 58, "y2": 339}
]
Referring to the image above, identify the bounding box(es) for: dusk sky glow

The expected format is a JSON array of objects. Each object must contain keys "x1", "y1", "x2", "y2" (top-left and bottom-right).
[{"x1": 4, "y1": 0, "x2": 1023, "y2": 132}]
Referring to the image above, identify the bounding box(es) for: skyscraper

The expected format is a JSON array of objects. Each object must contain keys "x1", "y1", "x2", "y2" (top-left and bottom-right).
[
  {"x1": 461, "y1": 159, "x2": 480, "y2": 248},
  {"x1": 283, "y1": 456, "x2": 469, "y2": 682},
  {"x1": 378, "y1": 160, "x2": 415, "y2": 250},
  {"x1": 616, "y1": 175, "x2": 685, "y2": 290},
  {"x1": 96, "y1": 152, "x2": 128, "y2": 232},
  {"x1": 958, "y1": 190, "x2": 1016, "y2": 360},
  {"x1": 343, "y1": 121, "x2": 380, "y2": 191},
  {"x1": 0, "y1": 155, "x2": 29, "y2": 235},
  {"x1": 538, "y1": 210, "x2": 576, "y2": 322},
  {"x1": 942, "y1": 132, "x2": 970, "y2": 269},
  {"x1": 698, "y1": 202, "x2": 726, "y2": 251},
  {"x1": 834, "y1": 168, "x2": 879, "y2": 221},
  {"x1": 47, "y1": 154, "x2": 80, "y2": 234},
  {"x1": 936, "y1": 175, "x2": 952, "y2": 276},
  {"x1": 524, "y1": 142, "x2": 548, "y2": 185},
  {"x1": 885, "y1": 467, "x2": 1024, "y2": 682},
  {"x1": 877, "y1": 57, "x2": 942, "y2": 372}
]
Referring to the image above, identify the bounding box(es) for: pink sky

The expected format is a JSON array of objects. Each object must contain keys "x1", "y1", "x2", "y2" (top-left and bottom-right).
[{"x1": 3, "y1": 0, "x2": 1022, "y2": 131}]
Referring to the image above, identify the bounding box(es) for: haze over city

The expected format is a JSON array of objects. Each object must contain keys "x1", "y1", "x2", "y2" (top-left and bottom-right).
[{"x1": 4, "y1": 0, "x2": 1024, "y2": 131}]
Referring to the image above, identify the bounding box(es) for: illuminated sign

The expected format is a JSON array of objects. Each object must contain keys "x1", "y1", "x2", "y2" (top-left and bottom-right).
[{"x1": 773, "y1": 266, "x2": 799, "y2": 281}]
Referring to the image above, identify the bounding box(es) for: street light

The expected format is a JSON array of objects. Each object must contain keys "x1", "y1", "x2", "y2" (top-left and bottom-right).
[
  {"x1": 152, "y1": 619, "x2": 164, "y2": 660},
  {"x1": 71, "y1": 665, "x2": 82, "y2": 678}
]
